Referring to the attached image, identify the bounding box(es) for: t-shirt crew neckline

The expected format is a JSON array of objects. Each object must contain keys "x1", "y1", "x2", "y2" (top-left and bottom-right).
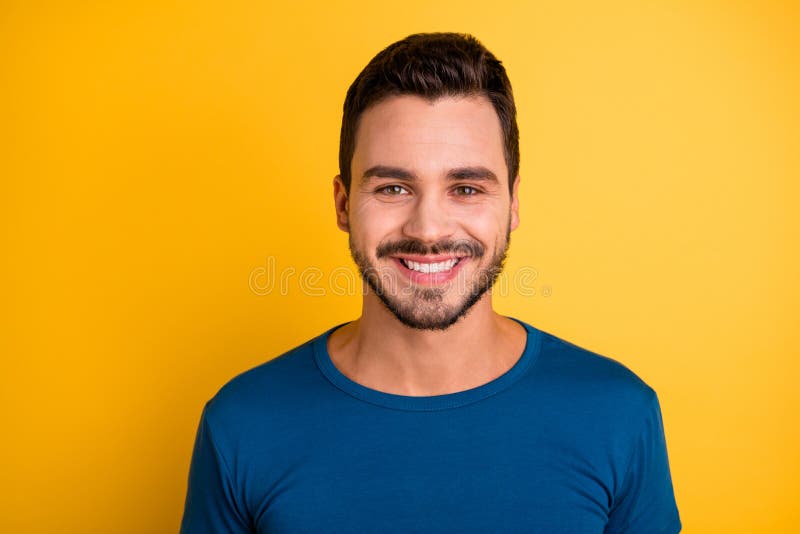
[{"x1": 312, "y1": 316, "x2": 543, "y2": 412}]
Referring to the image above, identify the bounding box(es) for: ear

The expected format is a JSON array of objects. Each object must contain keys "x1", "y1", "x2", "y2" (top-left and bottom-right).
[
  {"x1": 510, "y1": 174, "x2": 521, "y2": 231},
  {"x1": 333, "y1": 175, "x2": 350, "y2": 232}
]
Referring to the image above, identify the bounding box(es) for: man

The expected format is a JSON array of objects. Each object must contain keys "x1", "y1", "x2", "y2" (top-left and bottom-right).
[{"x1": 180, "y1": 33, "x2": 681, "y2": 533}]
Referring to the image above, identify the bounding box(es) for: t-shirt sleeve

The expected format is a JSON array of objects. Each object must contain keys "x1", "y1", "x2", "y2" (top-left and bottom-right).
[
  {"x1": 180, "y1": 403, "x2": 253, "y2": 534},
  {"x1": 605, "y1": 390, "x2": 682, "y2": 534}
]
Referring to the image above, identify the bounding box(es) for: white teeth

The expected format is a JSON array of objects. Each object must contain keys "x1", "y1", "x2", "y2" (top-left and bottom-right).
[{"x1": 401, "y1": 258, "x2": 460, "y2": 273}]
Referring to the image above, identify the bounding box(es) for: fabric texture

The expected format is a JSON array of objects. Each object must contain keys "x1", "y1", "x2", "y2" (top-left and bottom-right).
[{"x1": 180, "y1": 317, "x2": 681, "y2": 533}]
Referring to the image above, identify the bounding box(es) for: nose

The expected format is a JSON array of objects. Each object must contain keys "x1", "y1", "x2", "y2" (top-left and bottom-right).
[{"x1": 401, "y1": 192, "x2": 456, "y2": 244}]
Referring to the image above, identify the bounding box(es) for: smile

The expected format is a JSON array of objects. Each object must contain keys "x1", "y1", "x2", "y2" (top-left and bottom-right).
[
  {"x1": 399, "y1": 258, "x2": 460, "y2": 273},
  {"x1": 391, "y1": 255, "x2": 469, "y2": 285}
]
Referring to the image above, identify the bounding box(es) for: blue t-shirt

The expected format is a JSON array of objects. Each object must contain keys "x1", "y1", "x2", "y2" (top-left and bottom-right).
[{"x1": 180, "y1": 317, "x2": 681, "y2": 533}]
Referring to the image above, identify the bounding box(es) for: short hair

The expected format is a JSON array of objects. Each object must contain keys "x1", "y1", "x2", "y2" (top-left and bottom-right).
[{"x1": 338, "y1": 32, "x2": 519, "y2": 197}]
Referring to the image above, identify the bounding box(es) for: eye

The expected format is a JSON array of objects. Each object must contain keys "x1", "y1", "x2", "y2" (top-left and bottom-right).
[
  {"x1": 376, "y1": 185, "x2": 409, "y2": 195},
  {"x1": 454, "y1": 185, "x2": 481, "y2": 196}
]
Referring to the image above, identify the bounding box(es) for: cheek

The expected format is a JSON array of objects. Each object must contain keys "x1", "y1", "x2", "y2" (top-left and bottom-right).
[
  {"x1": 350, "y1": 203, "x2": 406, "y2": 243},
  {"x1": 460, "y1": 210, "x2": 506, "y2": 239}
]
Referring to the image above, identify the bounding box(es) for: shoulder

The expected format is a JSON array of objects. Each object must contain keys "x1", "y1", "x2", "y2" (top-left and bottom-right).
[
  {"x1": 524, "y1": 323, "x2": 659, "y2": 420},
  {"x1": 540, "y1": 329, "x2": 651, "y2": 387},
  {"x1": 201, "y1": 328, "x2": 331, "y2": 434},
  {"x1": 513, "y1": 323, "x2": 668, "y2": 470}
]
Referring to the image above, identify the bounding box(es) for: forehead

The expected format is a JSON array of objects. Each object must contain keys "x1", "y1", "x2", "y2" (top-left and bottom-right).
[{"x1": 352, "y1": 94, "x2": 507, "y2": 182}]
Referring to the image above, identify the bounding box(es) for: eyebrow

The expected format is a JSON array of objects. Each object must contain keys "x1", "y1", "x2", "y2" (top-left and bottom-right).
[{"x1": 361, "y1": 165, "x2": 499, "y2": 184}]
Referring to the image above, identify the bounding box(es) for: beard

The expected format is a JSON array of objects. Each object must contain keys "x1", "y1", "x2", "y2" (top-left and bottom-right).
[{"x1": 348, "y1": 216, "x2": 511, "y2": 331}]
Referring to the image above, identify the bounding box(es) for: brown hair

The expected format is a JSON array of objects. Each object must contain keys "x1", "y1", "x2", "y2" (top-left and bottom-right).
[{"x1": 338, "y1": 32, "x2": 519, "y2": 196}]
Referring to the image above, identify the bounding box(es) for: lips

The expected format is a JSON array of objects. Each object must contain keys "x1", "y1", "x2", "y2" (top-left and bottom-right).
[
  {"x1": 392, "y1": 254, "x2": 468, "y2": 263},
  {"x1": 391, "y1": 255, "x2": 468, "y2": 285}
]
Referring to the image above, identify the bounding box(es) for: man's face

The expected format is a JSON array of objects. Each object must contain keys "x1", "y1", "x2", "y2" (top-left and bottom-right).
[{"x1": 334, "y1": 94, "x2": 520, "y2": 331}]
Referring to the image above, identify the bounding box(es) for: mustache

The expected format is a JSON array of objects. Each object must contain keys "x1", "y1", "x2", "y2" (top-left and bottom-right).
[{"x1": 376, "y1": 239, "x2": 484, "y2": 259}]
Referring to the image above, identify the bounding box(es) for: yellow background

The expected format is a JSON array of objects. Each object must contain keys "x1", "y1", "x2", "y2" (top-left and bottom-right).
[{"x1": 2, "y1": 1, "x2": 798, "y2": 532}]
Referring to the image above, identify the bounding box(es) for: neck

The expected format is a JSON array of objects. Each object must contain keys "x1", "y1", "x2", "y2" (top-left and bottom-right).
[{"x1": 327, "y1": 292, "x2": 526, "y2": 396}]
